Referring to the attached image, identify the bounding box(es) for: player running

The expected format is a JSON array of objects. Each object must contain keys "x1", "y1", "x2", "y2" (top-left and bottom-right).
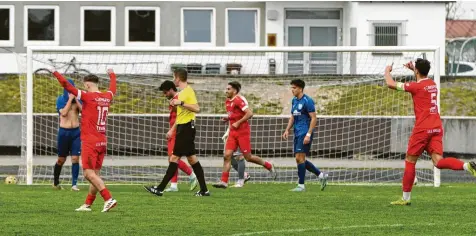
[
  {"x1": 221, "y1": 127, "x2": 251, "y2": 187},
  {"x1": 158, "y1": 80, "x2": 197, "y2": 192},
  {"x1": 385, "y1": 59, "x2": 476, "y2": 205},
  {"x1": 213, "y1": 81, "x2": 276, "y2": 189},
  {"x1": 54, "y1": 79, "x2": 82, "y2": 191},
  {"x1": 282, "y1": 79, "x2": 328, "y2": 192},
  {"x1": 52, "y1": 68, "x2": 117, "y2": 212}
]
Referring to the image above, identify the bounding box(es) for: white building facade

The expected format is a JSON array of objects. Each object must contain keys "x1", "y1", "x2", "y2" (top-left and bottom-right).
[{"x1": 0, "y1": 1, "x2": 446, "y2": 75}]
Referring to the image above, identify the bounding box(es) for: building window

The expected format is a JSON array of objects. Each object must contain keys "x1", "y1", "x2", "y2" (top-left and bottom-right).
[
  {"x1": 368, "y1": 21, "x2": 407, "y2": 46},
  {"x1": 181, "y1": 8, "x2": 215, "y2": 47},
  {"x1": 24, "y1": 5, "x2": 59, "y2": 46},
  {"x1": 226, "y1": 8, "x2": 259, "y2": 47},
  {"x1": 81, "y1": 6, "x2": 116, "y2": 46},
  {"x1": 125, "y1": 7, "x2": 160, "y2": 46},
  {"x1": 0, "y1": 5, "x2": 14, "y2": 47}
]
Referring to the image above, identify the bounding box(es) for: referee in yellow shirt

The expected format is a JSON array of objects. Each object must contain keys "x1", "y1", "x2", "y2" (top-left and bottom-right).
[{"x1": 144, "y1": 68, "x2": 209, "y2": 197}]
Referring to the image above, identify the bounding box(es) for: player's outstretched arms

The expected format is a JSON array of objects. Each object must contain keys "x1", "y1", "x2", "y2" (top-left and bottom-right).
[
  {"x1": 384, "y1": 65, "x2": 398, "y2": 90},
  {"x1": 52, "y1": 70, "x2": 79, "y2": 96},
  {"x1": 107, "y1": 68, "x2": 117, "y2": 96}
]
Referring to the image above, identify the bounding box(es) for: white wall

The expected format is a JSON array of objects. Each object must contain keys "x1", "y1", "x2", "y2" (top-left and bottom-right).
[
  {"x1": 356, "y1": 2, "x2": 446, "y2": 75},
  {"x1": 0, "y1": 1, "x2": 446, "y2": 75}
]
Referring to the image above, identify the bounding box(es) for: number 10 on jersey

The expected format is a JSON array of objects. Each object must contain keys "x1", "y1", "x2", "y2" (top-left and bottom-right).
[{"x1": 97, "y1": 106, "x2": 108, "y2": 131}]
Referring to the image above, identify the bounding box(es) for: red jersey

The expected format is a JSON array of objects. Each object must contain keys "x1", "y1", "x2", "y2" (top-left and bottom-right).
[
  {"x1": 169, "y1": 93, "x2": 178, "y2": 128},
  {"x1": 226, "y1": 95, "x2": 250, "y2": 133},
  {"x1": 77, "y1": 91, "x2": 113, "y2": 144},
  {"x1": 403, "y1": 79, "x2": 442, "y2": 130},
  {"x1": 53, "y1": 71, "x2": 117, "y2": 144}
]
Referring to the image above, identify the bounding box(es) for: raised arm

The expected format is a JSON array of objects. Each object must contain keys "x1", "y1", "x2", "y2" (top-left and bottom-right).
[
  {"x1": 107, "y1": 69, "x2": 117, "y2": 96},
  {"x1": 384, "y1": 65, "x2": 398, "y2": 90},
  {"x1": 53, "y1": 71, "x2": 78, "y2": 96}
]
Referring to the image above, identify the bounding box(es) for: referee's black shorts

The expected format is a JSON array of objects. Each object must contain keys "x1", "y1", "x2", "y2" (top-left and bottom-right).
[{"x1": 173, "y1": 120, "x2": 196, "y2": 157}]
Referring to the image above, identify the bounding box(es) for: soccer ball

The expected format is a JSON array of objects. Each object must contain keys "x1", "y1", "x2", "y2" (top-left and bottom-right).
[{"x1": 5, "y1": 175, "x2": 17, "y2": 184}]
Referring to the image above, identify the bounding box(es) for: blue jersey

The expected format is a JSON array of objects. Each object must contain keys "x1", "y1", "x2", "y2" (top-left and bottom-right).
[
  {"x1": 291, "y1": 94, "x2": 316, "y2": 136},
  {"x1": 56, "y1": 78, "x2": 80, "y2": 113}
]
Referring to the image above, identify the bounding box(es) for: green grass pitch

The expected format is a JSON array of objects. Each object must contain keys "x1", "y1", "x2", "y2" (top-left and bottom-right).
[{"x1": 1, "y1": 183, "x2": 476, "y2": 236}]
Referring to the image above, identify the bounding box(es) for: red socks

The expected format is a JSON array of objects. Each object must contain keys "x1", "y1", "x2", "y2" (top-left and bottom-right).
[
  {"x1": 436, "y1": 157, "x2": 464, "y2": 170},
  {"x1": 402, "y1": 160, "x2": 416, "y2": 192},
  {"x1": 178, "y1": 160, "x2": 193, "y2": 175},
  {"x1": 100, "y1": 188, "x2": 112, "y2": 201},
  {"x1": 171, "y1": 169, "x2": 179, "y2": 183},
  {"x1": 264, "y1": 161, "x2": 272, "y2": 170},
  {"x1": 85, "y1": 194, "x2": 96, "y2": 205},
  {"x1": 221, "y1": 172, "x2": 230, "y2": 183}
]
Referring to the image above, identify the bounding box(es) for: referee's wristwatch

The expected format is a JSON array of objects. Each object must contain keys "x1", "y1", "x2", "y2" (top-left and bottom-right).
[{"x1": 180, "y1": 101, "x2": 184, "y2": 106}]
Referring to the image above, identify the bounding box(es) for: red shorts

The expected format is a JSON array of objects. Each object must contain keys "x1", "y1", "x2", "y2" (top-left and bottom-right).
[
  {"x1": 407, "y1": 128, "x2": 443, "y2": 156},
  {"x1": 167, "y1": 134, "x2": 176, "y2": 156},
  {"x1": 225, "y1": 131, "x2": 251, "y2": 154},
  {"x1": 81, "y1": 142, "x2": 107, "y2": 170}
]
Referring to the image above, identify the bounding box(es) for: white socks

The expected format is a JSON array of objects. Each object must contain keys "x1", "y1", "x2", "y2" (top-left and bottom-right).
[
  {"x1": 170, "y1": 183, "x2": 178, "y2": 188},
  {"x1": 403, "y1": 192, "x2": 411, "y2": 201},
  {"x1": 463, "y1": 163, "x2": 469, "y2": 171},
  {"x1": 298, "y1": 184, "x2": 305, "y2": 189},
  {"x1": 318, "y1": 172, "x2": 324, "y2": 179}
]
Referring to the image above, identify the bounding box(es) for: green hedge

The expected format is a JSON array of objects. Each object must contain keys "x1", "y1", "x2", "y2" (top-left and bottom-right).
[{"x1": 1, "y1": 75, "x2": 474, "y2": 116}]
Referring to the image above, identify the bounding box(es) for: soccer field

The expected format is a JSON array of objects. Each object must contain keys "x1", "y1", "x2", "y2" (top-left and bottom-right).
[{"x1": 2, "y1": 183, "x2": 476, "y2": 236}]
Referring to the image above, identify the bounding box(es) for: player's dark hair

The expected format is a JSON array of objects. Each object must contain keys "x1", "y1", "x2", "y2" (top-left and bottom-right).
[
  {"x1": 159, "y1": 80, "x2": 177, "y2": 92},
  {"x1": 173, "y1": 68, "x2": 188, "y2": 82},
  {"x1": 415, "y1": 58, "x2": 431, "y2": 76},
  {"x1": 290, "y1": 79, "x2": 305, "y2": 89},
  {"x1": 83, "y1": 74, "x2": 99, "y2": 84},
  {"x1": 228, "y1": 81, "x2": 241, "y2": 93}
]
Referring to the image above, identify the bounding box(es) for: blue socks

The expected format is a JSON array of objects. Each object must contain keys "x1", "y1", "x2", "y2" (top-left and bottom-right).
[
  {"x1": 297, "y1": 163, "x2": 306, "y2": 184},
  {"x1": 305, "y1": 160, "x2": 321, "y2": 177},
  {"x1": 72, "y1": 163, "x2": 79, "y2": 186}
]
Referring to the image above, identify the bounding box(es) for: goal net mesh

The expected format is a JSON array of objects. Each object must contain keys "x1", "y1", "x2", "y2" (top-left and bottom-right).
[{"x1": 18, "y1": 48, "x2": 437, "y2": 185}]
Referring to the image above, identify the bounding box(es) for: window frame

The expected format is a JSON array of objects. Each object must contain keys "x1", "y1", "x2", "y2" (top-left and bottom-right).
[
  {"x1": 181, "y1": 7, "x2": 216, "y2": 47},
  {"x1": 0, "y1": 5, "x2": 14, "y2": 47},
  {"x1": 368, "y1": 20, "x2": 406, "y2": 47},
  {"x1": 23, "y1": 5, "x2": 60, "y2": 46},
  {"x1": 124, "y1": 6, "x2": 160, "y2": 47},
  {"x1": 80, "y1": 6, "x2": 116, "y2": 46},
  {"x1": 225, "y1": 8, "x2": 260, "y2": 47}
]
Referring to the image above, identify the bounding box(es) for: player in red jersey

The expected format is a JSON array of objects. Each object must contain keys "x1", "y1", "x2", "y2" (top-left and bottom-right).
[
  {"x1": 52, "y1": 68, "x2": 117, "y2": 212},
  {"x1": 213, "y1": 81, "x2": 276, "y2": 189},
  {"x1": 159, "y1": 80, "x2": 197, "y2": 192},
  {"x1": 385, "y1": 58, "x2": 476, "y2": 205}
]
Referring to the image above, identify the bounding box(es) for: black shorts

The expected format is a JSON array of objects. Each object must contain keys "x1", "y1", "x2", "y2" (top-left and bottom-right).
[{"x1": 173, "y1": 120, "x2": 196, "y2": 157}]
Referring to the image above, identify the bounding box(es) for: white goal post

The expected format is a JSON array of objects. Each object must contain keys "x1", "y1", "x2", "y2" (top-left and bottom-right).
[{"x1": 20, "y1": 46, "x2": 441, "y2": 186}]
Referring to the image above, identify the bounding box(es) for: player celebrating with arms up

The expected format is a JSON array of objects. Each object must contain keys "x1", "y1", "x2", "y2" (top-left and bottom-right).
[
  {"x1": 282, "y1": 79, "x2": 328, "y2": 192},
  {"x1": 52, "y1": 69, "x2": 117, "y2": 212},
  {"x1": 385, "y1": 58, "x2": 476, "y2": 205},
  {"x1": 213, "y1": 81, "x2": 276, "y2": 189},
  {"x1": 54, "y1": 79, "x2": 82, "y2": 191},
  {"x1": 158, "y1": 80, "x2": 197, "y2": 192}
]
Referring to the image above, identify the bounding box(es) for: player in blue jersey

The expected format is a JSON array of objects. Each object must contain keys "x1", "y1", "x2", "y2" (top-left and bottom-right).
[
  {"x1": 282, "y1": 79, "x2": 328, "y2": 192},
  {"x1": 54, "y1": 79, "x2": 82, "y2": 191}
]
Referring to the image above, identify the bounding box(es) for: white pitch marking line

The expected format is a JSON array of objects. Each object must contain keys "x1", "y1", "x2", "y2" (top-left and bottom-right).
[{"x1": 230, "y1": 223, "x2": 437, "y2": 236}]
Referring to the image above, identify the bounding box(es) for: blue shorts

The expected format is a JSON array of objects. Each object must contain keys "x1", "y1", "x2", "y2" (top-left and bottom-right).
[
  {"x1": 294, "y1": 133, "x2": 313, "y2": 155},
  {"x1": 57, "y1": 127, "x2": 81, "y2": 157}
]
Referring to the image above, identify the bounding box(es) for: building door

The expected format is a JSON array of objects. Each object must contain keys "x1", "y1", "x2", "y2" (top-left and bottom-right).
[{"x1": 285, "y1": 10, "x2": 342, "y2": 74}]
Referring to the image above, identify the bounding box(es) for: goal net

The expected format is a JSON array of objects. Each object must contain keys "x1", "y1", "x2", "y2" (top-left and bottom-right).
[{"x1": 18, "y1": 46, "x2": 441, "y2": 186}]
